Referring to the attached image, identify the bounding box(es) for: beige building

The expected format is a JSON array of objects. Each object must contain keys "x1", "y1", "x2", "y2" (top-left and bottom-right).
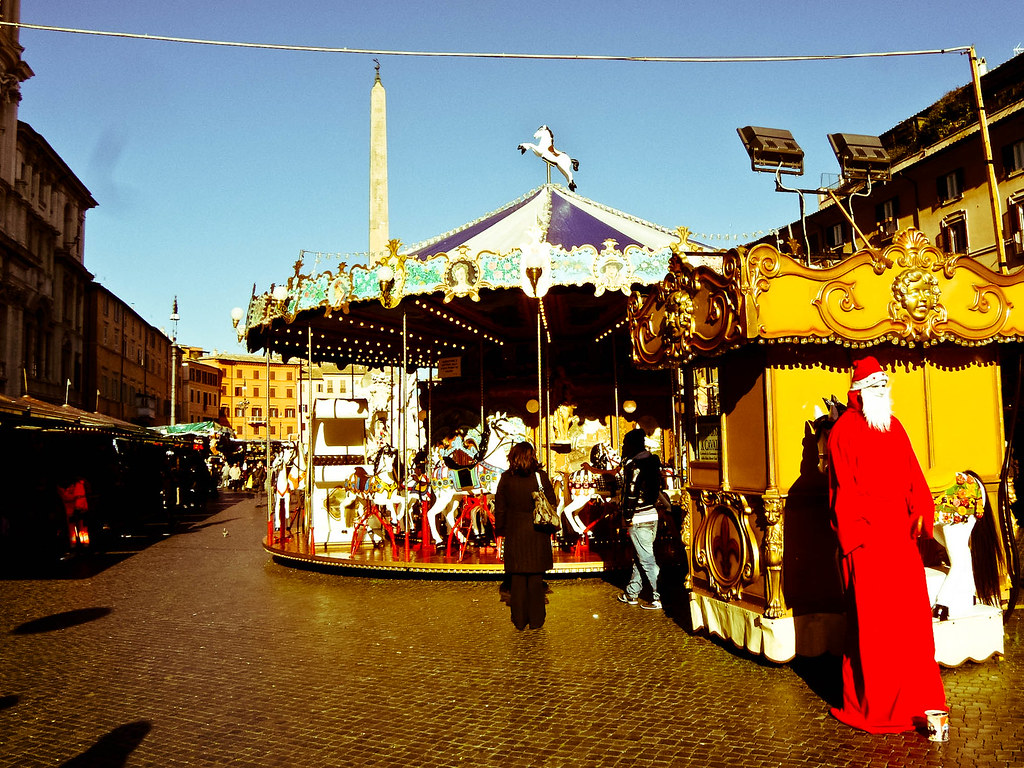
[
  {"x1": 83, "y1": 283, "x2": 171, "y2": 425},
  {"x1": 0, "y1": 7, "x2": 96, "y2": 405},
  {"x1": 755, "y1": 53, "x2": 1024, "y2": 271}
]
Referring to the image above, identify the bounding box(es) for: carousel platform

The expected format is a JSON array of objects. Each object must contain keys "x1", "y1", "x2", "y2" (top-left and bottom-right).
[{"x1": 263, "y1": 531, "x2": 630, "y2": 577}]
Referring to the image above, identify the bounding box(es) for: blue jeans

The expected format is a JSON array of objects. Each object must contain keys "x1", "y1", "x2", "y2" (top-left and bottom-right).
[{"x1": 625, "y1": 521, "x2": 659, "y2": 601}]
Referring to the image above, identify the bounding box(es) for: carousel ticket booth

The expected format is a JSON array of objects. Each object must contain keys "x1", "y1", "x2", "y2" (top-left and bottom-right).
[{"x1": 628, "y1": 228, "x2": 1018, "y2": 664}]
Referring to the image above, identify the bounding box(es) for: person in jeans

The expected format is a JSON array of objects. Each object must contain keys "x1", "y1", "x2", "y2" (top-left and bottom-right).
[{"x1": 616, "y1": 428, "x2": 663, "y2": 610}]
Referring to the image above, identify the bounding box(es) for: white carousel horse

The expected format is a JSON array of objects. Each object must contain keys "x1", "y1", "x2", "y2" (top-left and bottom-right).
[
  {"x1": 272, "y1": 443, "x2": 306, "y2": 538},
  {"x1": 518, "y1": 125, "x2": 579, "y2": 192},
  {"x1": 560, "y1": 442, "x2": 621, "y2": 537},
  {"x1": 425, "y1": 414, "x2": 528, "y2": 545}
]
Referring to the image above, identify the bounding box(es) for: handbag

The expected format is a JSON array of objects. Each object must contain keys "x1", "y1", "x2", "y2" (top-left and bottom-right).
[
  {"x1": 532, "y1": 472, "x2": 560, "y2": 530},
  {"x1": 654, "y1": 491, "x2": 672, "y2": 514}
]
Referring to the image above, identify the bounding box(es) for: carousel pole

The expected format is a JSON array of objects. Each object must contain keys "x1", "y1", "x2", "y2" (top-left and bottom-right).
[
  {"x1": 306, "y1": 326, "x2": 314, "y2": 542},
  {"x1": 265, "y1": 348, "x2": 272, "y2": 532},
  {"x1": 402, "y1": 311, "x2": 410, "y2": 561},
  {"x1": 611, "y1": 334, "x2": 620, "y2": 452},
  {"x1": 266, "y1": 345, "x2": 273, "y2": 536},
  {"x1": 536, "y1": 306, "x2": 543, "y2": 458}
]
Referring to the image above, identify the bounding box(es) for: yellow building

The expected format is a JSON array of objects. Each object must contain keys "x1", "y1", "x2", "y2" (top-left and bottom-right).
[{"x1": 208, "y1": 353, "x2": 303, "y2": 442}]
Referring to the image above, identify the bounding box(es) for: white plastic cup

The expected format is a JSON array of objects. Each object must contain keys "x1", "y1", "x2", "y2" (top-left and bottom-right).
[{"x1": 925, "y1": 709, "x2": 949, "y2": 742}]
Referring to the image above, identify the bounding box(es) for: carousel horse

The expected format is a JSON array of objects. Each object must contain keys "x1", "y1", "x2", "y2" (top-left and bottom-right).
[
  {"x1": 518, "y1": 125, "x2": 579, "y2": 192},
  {"x1": 559, "y1": 442, "x2": 621, "y2": 551},
  {"x1": 272, "y1": 443, "x2": 306, "y2": 540},
  {"x1": 928, "y1": 469, "x2": 1006, "y2": 620},
  {"x1": 349, "y1": 444, "x2": 405, "y2": 555},
  {"x1": 425, "y1": 414, "x2": 527, "y2": 548}
]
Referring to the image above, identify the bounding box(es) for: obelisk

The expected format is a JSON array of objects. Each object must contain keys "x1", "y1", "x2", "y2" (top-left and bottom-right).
[{"x1": 368, "y1": 60, "x2": 389, "y2": 266}]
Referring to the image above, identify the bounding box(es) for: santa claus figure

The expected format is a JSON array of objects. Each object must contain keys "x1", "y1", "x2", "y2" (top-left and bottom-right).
[{"x1": 826, "y1": 356, "x2": 946, "y2": 734}]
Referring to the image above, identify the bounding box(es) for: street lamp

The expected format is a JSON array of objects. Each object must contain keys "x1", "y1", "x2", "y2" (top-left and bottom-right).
[
  {"x1": 170, "y1": 297, "x2": 179, "y2": 426},
  {"x1": 230, "y1": 306, "x2": 246, "y2": 343}
]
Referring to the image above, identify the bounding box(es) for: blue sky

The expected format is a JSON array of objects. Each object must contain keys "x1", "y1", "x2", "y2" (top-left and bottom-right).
[{"x1": 17, "y1": 1, "x2": 1024, "y2": 353}]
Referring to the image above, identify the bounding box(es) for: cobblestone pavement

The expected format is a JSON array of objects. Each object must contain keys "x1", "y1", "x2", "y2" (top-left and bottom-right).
[{"x1": 2, "y1": 493, "x2": 1022, "y2": 768}]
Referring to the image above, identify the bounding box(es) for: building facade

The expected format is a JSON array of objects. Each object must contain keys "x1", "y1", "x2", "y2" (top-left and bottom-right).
[
  {"x1": 757, "y1": 53, "x2": 1024, "y2": 271},
  {"x1": 180, "y1": 345, "x2": 223, "y2": 426},
  {"x1": 208, "y1": 353, "x2": 304, "y2": 442},
  {"x1": 83, "y1": 282, "x2": 171, "y2": 426},
  {"x1": 0, "y1": 4, "x2": 97, "y2": 405}
]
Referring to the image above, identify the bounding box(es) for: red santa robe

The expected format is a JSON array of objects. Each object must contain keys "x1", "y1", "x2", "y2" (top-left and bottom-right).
[{"x1": 827, "y1": 401, "x2": 946, "y2": 733}]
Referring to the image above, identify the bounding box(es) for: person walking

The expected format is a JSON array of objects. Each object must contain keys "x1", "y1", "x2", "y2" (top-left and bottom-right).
[
  {"x1": 493, "y1": 441, "x2": 557, "y2": 630},
  {"x1": 617, "y1": 428, "x2": 664, "y2": 610}
]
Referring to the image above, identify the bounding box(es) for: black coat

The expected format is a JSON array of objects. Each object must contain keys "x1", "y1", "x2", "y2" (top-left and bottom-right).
[{"x1": 493, "y1": 469, "x2": 556, "y2": 574}]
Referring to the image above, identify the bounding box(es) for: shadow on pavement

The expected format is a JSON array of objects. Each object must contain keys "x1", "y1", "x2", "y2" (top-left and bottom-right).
[
  {"x1": 59, "y1": 721, "x2": 152, "y2": 768},
  {"x1": 11, "y1": 607, "x2": 112, "y2": 635}
]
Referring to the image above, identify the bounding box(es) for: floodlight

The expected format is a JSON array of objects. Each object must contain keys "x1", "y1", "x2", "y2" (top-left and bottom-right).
[
  {"x1": 827, "y1": 133, "x2": 891, "y2": 181},
  {"x1": 737, "y1": 126, "x2": 804, "y2": 175}
]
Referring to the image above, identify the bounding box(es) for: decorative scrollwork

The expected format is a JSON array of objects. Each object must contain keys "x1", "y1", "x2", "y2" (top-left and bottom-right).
[
  {"x1": 692, "y1": 490, "x2": 759, "y2": 601},
  {"x1": 761, "y1": 493, "x2": 786, "y2": 619}
]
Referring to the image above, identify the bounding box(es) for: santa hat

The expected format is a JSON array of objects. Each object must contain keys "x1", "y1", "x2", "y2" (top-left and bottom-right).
[{"x1": 849, "y1": 356, "x2": 888, "y2": 391}]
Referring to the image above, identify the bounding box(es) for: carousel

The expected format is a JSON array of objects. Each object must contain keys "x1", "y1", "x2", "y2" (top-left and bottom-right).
[
  {"x1": 236, "y1": 179, "x2": 720, "y2": 575},
  {"x1": 627, "y1": 227, "x2": 1022, "y2": 664}
]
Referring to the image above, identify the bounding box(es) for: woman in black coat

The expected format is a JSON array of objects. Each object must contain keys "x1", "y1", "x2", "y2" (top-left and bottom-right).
[{"x1": 493, "y1": 441, "x2": 557, "y2": 630}]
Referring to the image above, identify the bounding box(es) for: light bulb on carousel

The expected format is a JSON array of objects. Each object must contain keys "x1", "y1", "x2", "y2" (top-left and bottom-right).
[
  {"x1": 377, "y1": 264, "x2": 396, "y2": 307},
  {"x1": 230, "y1": 306, "x2": 246, "y2": 342},
  {"x1": 623, "y1": 400, "x2": 637, "y2": 414}
]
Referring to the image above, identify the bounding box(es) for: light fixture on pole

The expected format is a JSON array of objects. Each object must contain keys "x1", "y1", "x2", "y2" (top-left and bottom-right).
[
  {"x1": 169, "y1": 297, "x2": 180, "y2": 426},
  {"x1": 230, "y1": 306, "x2": 246, "y2": 343}
]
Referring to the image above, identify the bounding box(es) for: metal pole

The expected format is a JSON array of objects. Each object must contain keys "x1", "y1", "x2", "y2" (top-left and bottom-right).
[
  {"x1": 536, "y1": 306, "x2": 543, "y2": 456},
  {"x1": 265, "y1": 348, "x2": 272, "y2": 524},
  {"x1": 402, "y1": 311, "x2": 410, "y2": 559},
  {"x1": 611, "y1": 334, "x2": 620, "y2": 451},
  {"x1": 307, "y1": 326, "x2": 314, "y2": 529},
  {"x1": 969, "y1": 46, "x2": 1007, "y2": 272}
]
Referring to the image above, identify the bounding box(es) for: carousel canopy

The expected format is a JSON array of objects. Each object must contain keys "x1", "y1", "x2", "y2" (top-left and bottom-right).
[{"x1": 241, "y1": 183, "x2": 720, "y2": 426}]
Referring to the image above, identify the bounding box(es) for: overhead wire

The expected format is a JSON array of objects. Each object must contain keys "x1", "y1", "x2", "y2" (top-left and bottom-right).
[{"x1": 0, "y1": 21, "x2": 971, "y2": 63}]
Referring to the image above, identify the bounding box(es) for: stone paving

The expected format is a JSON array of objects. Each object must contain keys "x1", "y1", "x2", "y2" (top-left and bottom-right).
[{"x1": 1, "y1": 492, "x2": 1022, "y2": 768}]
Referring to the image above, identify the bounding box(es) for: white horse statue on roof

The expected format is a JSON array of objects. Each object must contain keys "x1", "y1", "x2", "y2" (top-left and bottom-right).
[{"x1": 518, "y1": 125, "x2": 579, "y2": 192}]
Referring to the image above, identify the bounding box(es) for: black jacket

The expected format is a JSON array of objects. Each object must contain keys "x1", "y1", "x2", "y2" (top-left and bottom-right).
[
  {"x1": 493, "y1": 470, "x2": 556, "y2": 574},
  {"x1": 620, "y1": 451, "x2": 662, "y2": 521}
]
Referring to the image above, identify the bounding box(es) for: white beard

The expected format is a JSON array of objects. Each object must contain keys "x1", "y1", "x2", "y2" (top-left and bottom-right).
[{"x1": 861, "y1": 388, "x2": 892, "y2": 432}]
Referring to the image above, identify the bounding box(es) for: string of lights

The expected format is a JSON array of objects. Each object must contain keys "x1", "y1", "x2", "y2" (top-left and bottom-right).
[{"x1": 0, "y1": 21, "x2": 970, "y2": 64}]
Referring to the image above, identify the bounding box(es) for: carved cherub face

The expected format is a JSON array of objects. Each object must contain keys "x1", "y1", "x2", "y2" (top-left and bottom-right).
[{"x1": 893, "y1": 268, "x2": 940, "y2": 321}]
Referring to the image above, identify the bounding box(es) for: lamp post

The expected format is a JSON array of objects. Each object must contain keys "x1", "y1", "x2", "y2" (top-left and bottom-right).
[{"x1": 169, "y1": 297, "x2": 179, "y2": 426}]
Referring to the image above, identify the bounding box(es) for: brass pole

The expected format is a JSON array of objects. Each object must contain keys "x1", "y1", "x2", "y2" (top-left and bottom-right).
[{"x1": 969, "y1": 46, "x2": 1007, "y2": 272}]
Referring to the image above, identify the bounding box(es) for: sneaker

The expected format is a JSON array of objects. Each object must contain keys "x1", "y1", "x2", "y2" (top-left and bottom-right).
[
  {"x1": 641, "y1": 599, "x2": 663, "y2": 610},
  {"x1": 616, "y1": 593, "x2": 638, "y2": 605}
]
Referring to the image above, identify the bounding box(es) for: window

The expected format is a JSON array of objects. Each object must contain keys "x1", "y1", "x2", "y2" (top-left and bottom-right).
[
  {"x1": 271, "y1": 425, "x2": 277, "y2": 435},
  {"x1": 252, "y1": 387, "x2": 259, "y2": 397},
  {"x1": 251, "y1": 407, "x2": 262, "y2": 418},
  {"x1": 1003, "y1": 139, "x2": 1024, "y2": 176},
  {"x1": 286, "y1": 371, "x2": 293, "y2": 381},
  {"x1": 1008, "y1": 195, "x2": 1024, "y2": 257},
  {"x1": 875, "y1": 197, "x2": 899, "y2": 238},
  {"x1": 269, "y1": 407, "x2": 279, "y2": 418},
  {"x1": 326, "y1": 382, "x2": 334, "y2": 394},
  {"x1": 234, "y1": 386, "x2": 242, "y2": 397},
  {"x1": 270, "y1": 388, "x2": 276, "y2": 398},
  {"x1": 825, "y1": 222, "x2": 845, "y2": 252},
  {"x1": 936, "y1": 169, "x2": 964, "y2": 204},
  {"x1": 285, "y1": 408, "x2": 296, "y2": 418},
  {"x1": 939, "y1": 212, "x2": 968, "y2": 254},
  {"x1": 286, "y1": 388, "x2": 293, "y2": 398},
  {"x1": 253, "y1": 369, "x2": 259, "y2": 379},
  {"x1": 236, "y1": 370, "x2": 242, "y2": 378},
  {"x1": 270, "y1": 371, "x2": 276, "y2": 380},
  {"x1": 235, "y1": 406, "x2": 245, "y2": 418},
  {"x1": 317, "y1": 383, "x2": 324, "y2": 393}
]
